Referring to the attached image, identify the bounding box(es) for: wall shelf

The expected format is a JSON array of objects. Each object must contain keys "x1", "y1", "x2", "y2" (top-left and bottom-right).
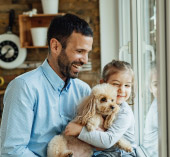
[{"x1": 19, "y1": 13, "x2": 64, "y2": 48}]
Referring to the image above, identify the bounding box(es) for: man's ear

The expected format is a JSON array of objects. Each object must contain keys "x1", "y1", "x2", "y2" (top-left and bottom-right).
[
  {"x1": 50, "y1": 38, "x2": 62, "y2": 55},
  {"x1": 100, "y1": 79, "x2": 104, "y2": 84}
]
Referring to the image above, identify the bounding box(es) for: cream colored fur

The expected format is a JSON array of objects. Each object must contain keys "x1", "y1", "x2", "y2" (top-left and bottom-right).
[{"x1": 47, "y1": 83, "x2": 132, "y2": 157}]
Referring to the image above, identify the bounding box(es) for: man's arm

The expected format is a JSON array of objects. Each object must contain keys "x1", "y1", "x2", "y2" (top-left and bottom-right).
[{"x1": 1, "y1": 78, "x2": 38, "y2": 157}]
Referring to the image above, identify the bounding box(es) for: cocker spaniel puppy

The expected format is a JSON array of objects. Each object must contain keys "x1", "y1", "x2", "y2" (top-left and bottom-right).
[{"x1": 47, "y1": 83, "x2": 132, "y2": 157}]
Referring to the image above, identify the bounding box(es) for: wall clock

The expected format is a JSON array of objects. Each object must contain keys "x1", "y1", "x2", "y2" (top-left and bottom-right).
[
  {"x1": 0, "y1": 9, "x2": 27, "y2": 69},
  {"x1": 0, "y1": 34, "x2": 27, "y2": 69}
]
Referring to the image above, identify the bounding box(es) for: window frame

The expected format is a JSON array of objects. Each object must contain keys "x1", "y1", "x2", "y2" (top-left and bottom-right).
[
  {"x1": 130, "y1": 0, "x2": 148, "y2": 156},
  {"x1": 166, "y1": 0, "x2": 170, "y2": 155},
  {"x1": 99, "y1": 0, "x2": 170, "y2": 156},
  {"x1": 157, "y1": 0, "x2": 169, "y2": 156}
]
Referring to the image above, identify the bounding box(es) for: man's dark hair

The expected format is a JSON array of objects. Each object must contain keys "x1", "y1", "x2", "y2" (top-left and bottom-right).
[{"x1": 47, "y1": 13, "x2": 93, "y2": 51}]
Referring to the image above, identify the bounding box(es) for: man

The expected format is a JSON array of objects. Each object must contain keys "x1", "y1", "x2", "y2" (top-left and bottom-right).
[{"x1": 0, "y1": 13, "x2": 93, "y2": 156}]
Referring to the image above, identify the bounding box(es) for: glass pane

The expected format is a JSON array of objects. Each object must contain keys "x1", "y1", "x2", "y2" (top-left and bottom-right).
[
  {"x1": 118, "y1": 0, "x2": 131, "y2": 64},
  {"x1": 139, "y1": 0, "x2": 158, "y2": 156}
]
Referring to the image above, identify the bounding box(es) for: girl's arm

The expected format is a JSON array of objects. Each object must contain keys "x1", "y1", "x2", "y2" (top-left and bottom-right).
[
  {"x1": 64, "y1": 122, "x2": 105, "y2": 136},
  {"x1": 65, "y1": 106, "x2": 133, "y2": 149},
  {"x1": 65, "y1": 122, "x2": 105, "y2": 150},
  {"x1": 79, "y1": 109, "x2": 132, "y2": 149}
]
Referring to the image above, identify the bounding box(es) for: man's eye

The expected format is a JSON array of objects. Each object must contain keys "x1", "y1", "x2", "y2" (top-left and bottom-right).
[
  {"x1": 77, "y1": 50, "x2": 82, "y2": 53},
  {"x1": 100, "y1": 97, "x2": 107, "y2": 102}
]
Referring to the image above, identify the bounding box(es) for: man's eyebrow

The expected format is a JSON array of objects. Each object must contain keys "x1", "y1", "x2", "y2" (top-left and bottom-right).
[{"x1": 76, "y1": 48, "x2": 91, "y2": 51}]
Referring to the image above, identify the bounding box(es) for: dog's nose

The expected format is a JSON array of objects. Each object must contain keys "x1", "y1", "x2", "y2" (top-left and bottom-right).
[{"x1": 110, "y1": 106, "x2": 115, "y2": 110}]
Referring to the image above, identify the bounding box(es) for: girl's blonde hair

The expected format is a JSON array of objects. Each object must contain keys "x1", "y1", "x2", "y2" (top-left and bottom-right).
[
  {"x1": 102, "y1": 60, "x2": 134, "y2": 83},
  {"x1": 102, "y1": 60, "x2": 135, "y2": 105}
]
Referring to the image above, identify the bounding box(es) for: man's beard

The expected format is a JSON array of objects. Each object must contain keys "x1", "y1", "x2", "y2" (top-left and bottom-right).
[{"x1": 57, "y1": 49, "x2": 83, "y2": 79}]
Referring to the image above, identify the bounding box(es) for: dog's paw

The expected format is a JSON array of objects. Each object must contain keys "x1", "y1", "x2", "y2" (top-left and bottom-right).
[
  {"x1": 116, "y1": 138, "x2": 133, "y2": 153},
  {"x1": 122, "y1": 145, "x2": 133, "y2": 152},
  {"x1": 86, "y1": 124, "x2": 95, "y2": 132}
]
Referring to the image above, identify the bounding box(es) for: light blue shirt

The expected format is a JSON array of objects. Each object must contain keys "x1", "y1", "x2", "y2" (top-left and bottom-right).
[{"x1": 0, "y1": 59, "x2": 91, "y2": 157}]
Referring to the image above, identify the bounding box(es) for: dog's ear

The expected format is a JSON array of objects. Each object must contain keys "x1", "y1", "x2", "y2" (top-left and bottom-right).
[
  {"x1": 74, "y1": 94, "x2": 96, "y2": 125},
  {"x1": 104, "y1": 105, "x2": 120, "y2": 129}
]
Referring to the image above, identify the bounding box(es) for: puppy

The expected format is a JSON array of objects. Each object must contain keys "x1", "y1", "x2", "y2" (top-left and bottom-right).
[{"x1": 47, "y1": 83, "x2": 132, "y2": 157}]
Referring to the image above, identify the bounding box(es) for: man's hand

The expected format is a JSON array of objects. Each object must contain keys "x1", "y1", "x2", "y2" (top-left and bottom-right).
[{"x1": 64, "y1": 122, "x2": 83, "y2": 136}]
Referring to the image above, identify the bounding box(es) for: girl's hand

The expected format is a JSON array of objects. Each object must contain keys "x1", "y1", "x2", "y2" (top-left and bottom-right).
[{"x1": 64, "y1": 122, "x2": 83, "y2": 136}]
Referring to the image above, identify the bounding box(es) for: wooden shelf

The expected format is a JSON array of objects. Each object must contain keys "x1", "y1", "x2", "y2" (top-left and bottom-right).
[
  {"x1": 0, "y1": 90, "x2": 5, "y2": 95},
  {"x1": 23, "y1": 46, "x2": 48, "y2": 49},
  {"x1": 19, "y1": 13, "x2": 65, "y2": 48}
]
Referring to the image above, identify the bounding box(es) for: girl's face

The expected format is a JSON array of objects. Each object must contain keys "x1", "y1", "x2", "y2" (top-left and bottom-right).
[
  {"x1": 107, "y1": 71, "x2": 133, "y2": 105},
  {"x1": 150, "y1": 72, "x2": 157, "y2": 98}
]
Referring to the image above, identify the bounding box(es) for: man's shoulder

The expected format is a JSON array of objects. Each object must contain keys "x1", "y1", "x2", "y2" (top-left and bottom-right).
[
  {"x1": 8, "y1": 66, "x2": 42, "y2": 89},
  {"x1": 16, "y1": 66, "x2": 42, "y2": 82}
]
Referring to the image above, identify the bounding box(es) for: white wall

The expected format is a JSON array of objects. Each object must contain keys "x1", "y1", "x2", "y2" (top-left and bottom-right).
[{"x1": 99, "y1": 0, "x2": 119, "y2": 71}]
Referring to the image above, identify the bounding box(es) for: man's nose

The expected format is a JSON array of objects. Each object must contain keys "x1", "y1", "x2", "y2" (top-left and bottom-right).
[{"x1": 80, "y1": 53, "x2": 88, "y2": 64}]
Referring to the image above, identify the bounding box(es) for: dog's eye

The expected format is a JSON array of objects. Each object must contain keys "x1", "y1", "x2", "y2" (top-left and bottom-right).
[
  {"x1": 111, "y1": 99, "x2": 114, "y2": 102},
  {"x1": 101, "y1": 97, "x2": 107, "y2": 102}
]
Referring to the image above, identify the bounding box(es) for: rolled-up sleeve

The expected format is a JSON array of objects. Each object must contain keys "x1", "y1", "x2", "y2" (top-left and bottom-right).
[
  {"x1": 78, "y1": 109, "x2": 132, "y2": 149},
  {"x1": 1, "y1": 78, "x2": 37, "y2": 157}
]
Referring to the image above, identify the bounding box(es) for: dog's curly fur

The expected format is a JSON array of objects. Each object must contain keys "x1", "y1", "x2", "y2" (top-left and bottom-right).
[{"x1": 47, "y1": 83, "x2": 132, "y2": 157}]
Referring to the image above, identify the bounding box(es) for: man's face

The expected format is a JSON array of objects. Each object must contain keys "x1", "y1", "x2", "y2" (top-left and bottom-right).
[{"x1": 57, "y1": 32, "x2": 93, "y2": 79}]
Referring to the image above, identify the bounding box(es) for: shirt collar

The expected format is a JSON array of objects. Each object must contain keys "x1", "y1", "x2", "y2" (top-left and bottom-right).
[
  {"x1": 41, "y1": 59, "x2": 71, "y2": 91},
  {"x1": 65, "y1": 78, "x2": 71, "y2": 91}
]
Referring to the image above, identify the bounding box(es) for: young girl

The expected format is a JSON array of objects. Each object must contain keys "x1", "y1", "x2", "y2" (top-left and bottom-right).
[
  {"x1": 65, "y1": 60, "x2": 137, "y2": 157},
  {"x1": 143, "y1": 62, "x2": 158, "y2": 156}
]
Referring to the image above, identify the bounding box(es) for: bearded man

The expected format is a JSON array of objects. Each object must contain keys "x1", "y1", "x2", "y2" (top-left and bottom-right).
[{"x1": 0, "y1": 13, "x2": 93, "y2": 157}]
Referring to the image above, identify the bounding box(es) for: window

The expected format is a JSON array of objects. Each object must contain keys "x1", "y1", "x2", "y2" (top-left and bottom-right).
[
  {"x1": 100, "y1": 0, "x2": 170, "y2": 156},
  {"x1": 118, "y1": 0, "x2": 158, "y2": 156},
  {"x1": 136, "y1": 0, "x2": 158, "y2": 156}
]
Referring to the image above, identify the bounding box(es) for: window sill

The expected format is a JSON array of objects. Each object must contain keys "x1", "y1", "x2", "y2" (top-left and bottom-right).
[{"x1": 136, "y1": 146, "x2": 147, "y2": 157}]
